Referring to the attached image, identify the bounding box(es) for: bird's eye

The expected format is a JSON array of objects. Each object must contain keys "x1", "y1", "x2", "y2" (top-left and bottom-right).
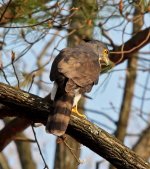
[{"x1": 104, "y1": 49, "x2": 109, "y2": 54}]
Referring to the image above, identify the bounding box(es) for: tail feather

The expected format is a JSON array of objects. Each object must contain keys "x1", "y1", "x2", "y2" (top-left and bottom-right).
[{"x1": 46, "y1": 93, "x2": 74, "y2": 136}]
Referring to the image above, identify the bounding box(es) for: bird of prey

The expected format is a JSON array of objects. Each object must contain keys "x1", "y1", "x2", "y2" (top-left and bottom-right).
[{"x1": 46, "y1": 40, "x2": 110, "y2": 136}]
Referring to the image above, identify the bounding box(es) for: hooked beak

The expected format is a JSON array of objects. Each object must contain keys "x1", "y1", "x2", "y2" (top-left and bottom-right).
[
  {"x1": 99, "y1": 55, "x2": 110, "y2": 66},
  {"x1": 102, "y1": 55, "x2": 110, "y2": 66}
]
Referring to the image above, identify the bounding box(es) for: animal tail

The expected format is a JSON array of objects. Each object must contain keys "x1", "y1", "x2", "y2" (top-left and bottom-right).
[{"x1": 46, "y1": 93, "x2": 74, "y2": 136}]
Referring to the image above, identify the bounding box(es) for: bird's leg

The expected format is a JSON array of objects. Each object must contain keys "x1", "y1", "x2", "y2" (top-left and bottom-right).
[
  {"x1": 71, "y1": 93, "x2": 87, "y2": 118},
  {"x1": 71, "y1": 104, "x2": 86, "y2": 118}
]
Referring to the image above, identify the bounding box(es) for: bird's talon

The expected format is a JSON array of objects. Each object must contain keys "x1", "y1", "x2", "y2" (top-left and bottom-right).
[{"x1": 72, "y1": 106, "x2": 87, "y2": 119}]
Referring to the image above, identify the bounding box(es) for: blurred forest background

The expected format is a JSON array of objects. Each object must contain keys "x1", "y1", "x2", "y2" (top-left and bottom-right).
[{"x1": 0, "y1": 0, "x2": 150, "y2": 169}]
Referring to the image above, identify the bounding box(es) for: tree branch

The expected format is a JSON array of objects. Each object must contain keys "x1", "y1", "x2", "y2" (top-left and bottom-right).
[
  {"x1": 133, "y1": 125, "x2": 150, "y2": 161},
  {"x1": 0, "y1": 118, "x2": 30, "y2": 151},
  {"x1": 0, "y1": 83, "x2": 150, "y2": 169},
  {"x1": 110, "y1": 27, "x2": 150, "y2": 64}
]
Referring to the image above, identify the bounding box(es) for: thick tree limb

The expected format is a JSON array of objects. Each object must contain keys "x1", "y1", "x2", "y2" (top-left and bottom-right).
[
  {"x1": 0, "y1": 83, "x2": 150, "y2": 169},
  {"x1": 110, "y1": 27, "x2": 150, "y2": 64},
  {"x1": 0, "y1": 118, "x2": 30, "y2": 151}
]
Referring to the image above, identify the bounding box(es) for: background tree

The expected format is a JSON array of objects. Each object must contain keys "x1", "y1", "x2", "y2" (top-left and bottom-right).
[{"x1": 0, "y1": 0, "x2": 150, "y2": 169}]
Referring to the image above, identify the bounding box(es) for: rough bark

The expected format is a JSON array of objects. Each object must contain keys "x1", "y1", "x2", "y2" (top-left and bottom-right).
[
  {"x1": 68, "y1": 116, "x2": 150, "y2": 169},
  {"x1": 0, "y1": 83, "x2": 150, "y2": 169}
]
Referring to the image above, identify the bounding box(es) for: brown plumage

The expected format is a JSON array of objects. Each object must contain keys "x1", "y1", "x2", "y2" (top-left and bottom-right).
[{"x1": 46, "y1": 40, "x2": 110, "y2": 136}]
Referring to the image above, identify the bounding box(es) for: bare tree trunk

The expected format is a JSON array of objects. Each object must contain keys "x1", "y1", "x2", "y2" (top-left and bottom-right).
[
  {"x1": 15, "y1": 133, "x2": 37, "y2": 169},
  {"x1": 110, "y1": 5, "x2": 143, "y2": 169}
]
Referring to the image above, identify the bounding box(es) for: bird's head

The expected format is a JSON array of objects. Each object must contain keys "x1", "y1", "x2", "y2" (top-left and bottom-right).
[
  {"x1": 99, "y1": 48, "x2": 110, "y2": 66},
  {"x1": 86, "y1": 40, "x2": 110, "y2": 67}
]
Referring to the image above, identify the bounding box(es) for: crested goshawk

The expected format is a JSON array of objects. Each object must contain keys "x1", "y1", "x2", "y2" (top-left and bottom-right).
[{"x1": 46, "y1": 40, "x2": 110, "y2": 136}]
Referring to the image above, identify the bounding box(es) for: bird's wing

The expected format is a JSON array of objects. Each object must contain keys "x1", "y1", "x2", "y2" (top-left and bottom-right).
[{"x1": 56, "y1": 48, "x2": 101, "y2": 87}]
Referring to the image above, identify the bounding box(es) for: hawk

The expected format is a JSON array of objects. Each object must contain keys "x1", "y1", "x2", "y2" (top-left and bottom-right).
[{"x1": 46, "y1": 40, "x2": 110, "y2": 136}]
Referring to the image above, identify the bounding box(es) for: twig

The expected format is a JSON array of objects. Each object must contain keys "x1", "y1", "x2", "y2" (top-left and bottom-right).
[
  {"x1": 110, "y1": 29, "x2": 150, "y2": 55},
  {"x1": 28, "y1": 73, "x2": 35, "y2": 92},
  {"x1": 0, "y1": 0, "x2": 12, "y2": 23},
  {"x1": 59, "y1": 137, "x2": 83, "y2": 165},
  {"x1": 11, "y1": 51, "x2": 20, "y2": 88},
  {"x1": 0, "y1": 67, "x2": 10, "y2": 85},
  {"x1": 31, "y1": 126, "x2": 49, "y2": 169}
]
